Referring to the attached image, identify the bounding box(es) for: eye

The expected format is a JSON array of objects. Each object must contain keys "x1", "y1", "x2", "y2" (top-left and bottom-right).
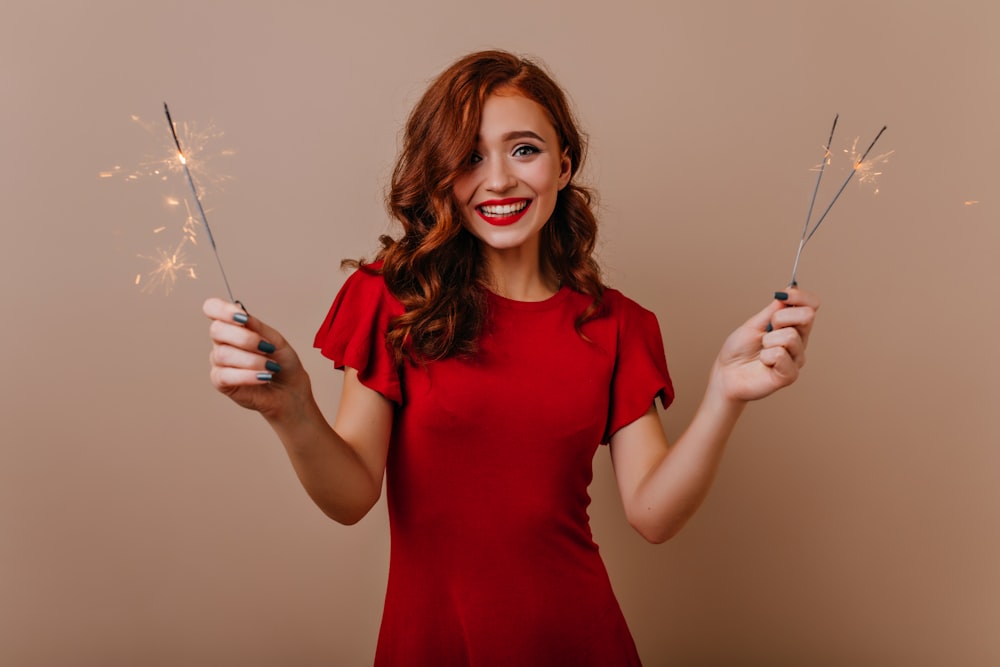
[
  {"x1": 512, "y1": 144, "x2": 540, "y2": 158},
  {"x1": 467, "y1": 151, "x2": 483, "y2": 166}
]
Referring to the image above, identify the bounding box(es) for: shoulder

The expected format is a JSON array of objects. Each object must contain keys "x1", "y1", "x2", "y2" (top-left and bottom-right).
[
  {"x1": 338, "y1": 262, "x2": 404, "y2": 312},
  {"x1": 598, "y1": 288, "x2": 660, "y2": 326}
]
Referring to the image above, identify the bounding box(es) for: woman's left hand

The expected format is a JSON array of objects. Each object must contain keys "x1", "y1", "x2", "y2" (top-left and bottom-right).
[{"x1": 712, "y1": 287, "x2": 820, "y2": 403}]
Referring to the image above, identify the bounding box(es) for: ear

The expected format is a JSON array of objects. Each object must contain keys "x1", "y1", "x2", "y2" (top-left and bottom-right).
[{"x1": 557, "y1": 148, "x2": 572, "y2": 190}]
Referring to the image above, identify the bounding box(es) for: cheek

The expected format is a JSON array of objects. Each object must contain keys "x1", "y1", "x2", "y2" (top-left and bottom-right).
[{"x1": 451, "y1": 174, "x2": 476, "y2": 205}]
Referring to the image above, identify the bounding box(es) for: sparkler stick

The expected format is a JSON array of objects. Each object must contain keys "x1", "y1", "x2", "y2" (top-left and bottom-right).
[
  {"x1": 163, "y1": 102, "x2": 240, "y2": 306},
  {"x1": 789, "y1": 114, "x2": 838, "y2": 286},
  {"x1": 788, "y1": 122, "x2": 888, "y2": 286}
]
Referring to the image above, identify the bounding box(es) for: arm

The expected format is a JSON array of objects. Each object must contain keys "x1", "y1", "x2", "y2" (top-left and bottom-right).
[
  {"x1": 204, "y1": 298, "x2": 393, "y2": 525},
  {"x1": 609, "y1": 288, "x2": 819, "y2": 544}
]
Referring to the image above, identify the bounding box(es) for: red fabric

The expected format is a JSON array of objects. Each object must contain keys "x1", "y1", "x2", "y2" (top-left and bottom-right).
[{"x1": 314, "y1": 269, "x2": 673, "y2": 667}]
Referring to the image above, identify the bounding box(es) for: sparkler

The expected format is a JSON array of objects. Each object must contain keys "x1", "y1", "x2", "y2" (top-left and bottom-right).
[
  {"x1": 163, "y1": 102, "x2": 241, "y2": 307},
  {"x1": 788, "y1": 119, "x2": 888, "y2": 286}
]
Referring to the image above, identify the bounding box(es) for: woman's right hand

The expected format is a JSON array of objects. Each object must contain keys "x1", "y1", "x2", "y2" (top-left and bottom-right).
[{"x1": 203, "y1": 298, "x2": 310, "y2": 420}]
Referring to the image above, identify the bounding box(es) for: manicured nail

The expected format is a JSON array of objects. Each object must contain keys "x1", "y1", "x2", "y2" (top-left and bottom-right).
[
  {"x1": 765, "y1": 322, "x2": 773, "y2": 333},
  {"x1": 258, "y1": 341, "x2": 276, "y2": 354},
  {"x1": 265, "y1": 360, "x2": 282, "y2": 373},
  {"x1": 233, "y1": 312, "x2": 249, "y2": 324},
  {"x1": 774, "y1": 291, "x2": 789, "y2": 301},
  {"x1": 256, "y1": 372, "x2": 273, "y2": 382}
]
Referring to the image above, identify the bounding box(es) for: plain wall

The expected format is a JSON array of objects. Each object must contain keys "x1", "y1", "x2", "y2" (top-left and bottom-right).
[{"x1": 2, "y1": 1, "x2": 997, "y2": 665}]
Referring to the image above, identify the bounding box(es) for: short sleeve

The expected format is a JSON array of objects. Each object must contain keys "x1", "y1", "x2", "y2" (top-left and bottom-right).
[
  {"x1": 313, "y1": 267, "x2": 405, "y2": 405},
  {"x1": 603, "y1": 292, "x2": 675, "y2": 442}
]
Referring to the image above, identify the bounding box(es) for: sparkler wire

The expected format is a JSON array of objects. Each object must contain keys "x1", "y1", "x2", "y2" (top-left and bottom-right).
[
  {"x1": 788, "y1": 122, "x2": 888, "y2": 286},
  {"x1": 789, "y1": 114, "x2": 838, "y2": 285},
  {"x1": 163, "y1": 102, "x2": 241, "y2": 307}
]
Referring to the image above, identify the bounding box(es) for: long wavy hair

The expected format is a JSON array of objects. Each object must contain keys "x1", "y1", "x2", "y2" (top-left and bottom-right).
[{"x1": 347, "y1": 50, "x2": 604, "y2": 364}]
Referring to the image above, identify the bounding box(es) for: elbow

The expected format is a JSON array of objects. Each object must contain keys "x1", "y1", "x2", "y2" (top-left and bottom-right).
[
  {"x1": 318, "y1": 486, "x2": 382, "y2": 526},
  {"x1": 627, "y1": 508, "x2": 689, "y2": 545},
  {"x1": 633, "y1": 521, "x2": 679, "y2": 545}
]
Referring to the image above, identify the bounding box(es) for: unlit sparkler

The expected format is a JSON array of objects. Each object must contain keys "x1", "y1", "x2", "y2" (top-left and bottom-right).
[
  {"x1": 788, "y1": 120, "x2": 888, "y2": 286},
  {"x1": 163, "y1": 102, "x2": 240, "y2": 305}
]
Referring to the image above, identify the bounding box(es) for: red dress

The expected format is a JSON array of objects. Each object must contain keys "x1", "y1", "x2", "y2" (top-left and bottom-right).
[{"x1": 314, "y1": 268, "x2": 673, "y2": 667}]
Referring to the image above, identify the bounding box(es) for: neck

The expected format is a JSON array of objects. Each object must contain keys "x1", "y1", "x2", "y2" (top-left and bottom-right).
[{"x1": 483, "y1": 246, "x2": 559, "y2": 302}]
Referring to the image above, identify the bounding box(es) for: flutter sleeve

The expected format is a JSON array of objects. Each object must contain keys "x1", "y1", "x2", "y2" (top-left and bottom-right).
[
  {"x1": 603, "y1": 291, "x2": 675, "y2": 442},
  {"x1": 313, "y1": 267, "x2": 405, "y2": 405}
]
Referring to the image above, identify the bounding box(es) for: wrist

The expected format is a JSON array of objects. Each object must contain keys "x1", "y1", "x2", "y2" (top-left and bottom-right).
[{"x1": 707, "y1": 361, "x2": 751, "y2": 414}]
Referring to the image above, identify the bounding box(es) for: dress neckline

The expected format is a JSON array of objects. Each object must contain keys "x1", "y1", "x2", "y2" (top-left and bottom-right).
[{"x1": 486, "y1": 284, "x2": 573, "y2": 311}]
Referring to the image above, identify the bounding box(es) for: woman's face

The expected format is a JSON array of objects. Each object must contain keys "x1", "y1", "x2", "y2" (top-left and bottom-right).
[{"x1": 451, "y1": 93, "x2": 571, "y2": 263}]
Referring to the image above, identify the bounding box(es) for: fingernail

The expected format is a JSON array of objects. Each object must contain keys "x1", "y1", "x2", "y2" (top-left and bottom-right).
[
  {"x1": 258, "y1": 341, "x2": 276, "y2": 354},
  {"x1": 256, "y1": 372, "x2": 273, "y2": 382},
  {"x1": 765, "y1": 323, "x2": 773, "y2": 333},
  {"x1": 265, "y1": 360, "x2": 282, "y2": 373},
  {"x1": 774, "y1": 291, "x2": 789, "y2": 301},
  {"x1": 233, "y1": 312, "x2": 249, "y2": 324}
]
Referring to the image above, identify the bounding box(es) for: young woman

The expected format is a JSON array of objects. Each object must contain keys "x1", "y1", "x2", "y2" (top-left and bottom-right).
[{"x1": 204, "y1": 50, "x2": 818, "y2": 666}]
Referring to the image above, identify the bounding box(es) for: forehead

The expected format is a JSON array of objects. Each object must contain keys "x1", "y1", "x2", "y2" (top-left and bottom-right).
[{"x1": 476, "y1": 93, "x2": 558, "y2": 141}]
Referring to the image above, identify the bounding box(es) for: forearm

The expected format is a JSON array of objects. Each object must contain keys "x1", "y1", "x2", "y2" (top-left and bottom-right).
[
  {"x1": 264, "y1": 386, "x2": 383, "y2": 525},
  {"x1": 630, "y1": 365, "x2": 747, "y2": 542}
]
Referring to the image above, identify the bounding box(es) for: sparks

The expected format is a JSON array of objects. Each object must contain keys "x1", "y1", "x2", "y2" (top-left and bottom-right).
[
  {"x1": 163, "y1": 102, "x2": 239, "y2": 304},
  {"x1": 103, "y1": 107, "x2": 234, "y2": 295},
  {"x1": 787, "y1": 120, "x2": 889, "y2": 286},
  {"x1": 846, "y1": 135, "x2": 894, "y2": 195},
  {"x1": 138, "y1": 245, "x2": 196, "y2": 295}
]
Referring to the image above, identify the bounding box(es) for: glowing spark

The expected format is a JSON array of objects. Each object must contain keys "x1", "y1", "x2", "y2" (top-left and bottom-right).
[
  {"x1": 138, "y1": 245, "x2": 196, "y2": 295},
  {"x1": 153, "y1": 226, "x2": 166, "y2": 234},
  {"x1": 964, "y1": 200, "x2": 980, "y2": 206},
  {"x1": 846, "y1": 136, "x2": 894, "y2": 194},
  {"x1": 102, "y1": 112, "x2": 233, "y2": 190}
]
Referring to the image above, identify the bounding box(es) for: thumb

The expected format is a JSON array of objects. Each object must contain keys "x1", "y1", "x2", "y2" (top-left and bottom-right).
[{"x1": 746, "y1": 297, "x2": 786, "y2": 333}]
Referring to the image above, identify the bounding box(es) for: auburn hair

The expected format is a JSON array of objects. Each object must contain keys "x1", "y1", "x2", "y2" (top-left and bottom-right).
[{"x1": 346, "y1": 50, "x2": 604, "y2": 364}]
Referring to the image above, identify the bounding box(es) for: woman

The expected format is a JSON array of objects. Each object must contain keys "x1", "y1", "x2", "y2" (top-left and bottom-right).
[{"x1": 204, "y1": 50, "x2": 818, "y2": 666}]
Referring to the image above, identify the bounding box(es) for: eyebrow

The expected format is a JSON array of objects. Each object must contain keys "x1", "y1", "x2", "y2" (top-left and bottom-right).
[{"x1": 500, "y1": 130, "x2": 547, "y2": 143}]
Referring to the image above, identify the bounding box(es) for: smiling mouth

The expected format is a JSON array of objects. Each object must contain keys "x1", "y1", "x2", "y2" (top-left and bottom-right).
[{"x1": 476, "y1": 199, "x2": 531, "y2": 226}]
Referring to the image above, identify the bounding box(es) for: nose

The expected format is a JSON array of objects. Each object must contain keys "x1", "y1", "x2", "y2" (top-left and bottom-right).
[{"x1": 486, "y1": 158, "x2": 516, "y2": 193}]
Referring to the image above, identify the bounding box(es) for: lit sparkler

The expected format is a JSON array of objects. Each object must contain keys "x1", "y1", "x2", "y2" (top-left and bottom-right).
[
  {"x1": 163, "y1": 102, "x2": 240, "y2": 306},
  {"x1": 788, "y1": 120, "x2": 888, "y2": 286},
  {"x1": 106, "y1": 110, "x2": 233, "y2": 294}
]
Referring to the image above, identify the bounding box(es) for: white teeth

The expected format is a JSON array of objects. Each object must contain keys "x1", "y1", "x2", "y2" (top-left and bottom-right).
[{"x1": 479, "y1": 201, "x2": 528, "y2": 216}]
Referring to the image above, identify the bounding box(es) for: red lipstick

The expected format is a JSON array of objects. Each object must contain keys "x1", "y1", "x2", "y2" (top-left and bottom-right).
[{"x1": 475, "y1": 198, "x2": 531, "y2": 226}]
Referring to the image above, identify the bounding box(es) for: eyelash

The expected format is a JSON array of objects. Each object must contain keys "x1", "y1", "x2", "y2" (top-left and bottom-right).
[{"x1": 467, "y1": 144, "x2": 541, "y2": 166}]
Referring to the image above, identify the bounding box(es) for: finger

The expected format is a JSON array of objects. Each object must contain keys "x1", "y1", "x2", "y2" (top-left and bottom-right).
[
  {"x1": 210, "y1": 365, "x2": 275, "y2": 389},
  {"x1": 759, "y1": 346, "x2": 800, "y2": 385},
  {"x1": 745, "y1": 299, "x2": 787, "y2": 333},
  {"x1": 771, "y1": 301, "x2": 817, "y2": 348},
  {"x1": 209, "y1": 318, "x2": 278, "y2": 356},
  {"x1": 203, "y1": 297, "x2": 248, "y2": 325},
  {"x1": 781, "y1": 286, "x2": 821, "y2": 311},
  {"x1": 210, "y1": 343, "x2": 282, "y2": 374},
  {"x1": 762, "y1": 327, "x2": 806, "y2": 366}
]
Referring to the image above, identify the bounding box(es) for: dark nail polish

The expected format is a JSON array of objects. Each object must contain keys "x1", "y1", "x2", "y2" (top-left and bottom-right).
[
  {"x1": 774, "y1": 291, "x2": 789, "y2": 301},
  {"x1": 765, "y1": 323, "x2": 773, "y2": 333},
  {"x1": 233, "y1": 312, "x2": 249, "y2": 324},
  {"x1": 258, "y1": 341, "x2": 276, "y2": 354},
  {"x1": 256, "y1": 372, "x2": 273, "y2": 382},
  {"x1": 265, "y1": 360, "x2": 282, "y2": 373}
]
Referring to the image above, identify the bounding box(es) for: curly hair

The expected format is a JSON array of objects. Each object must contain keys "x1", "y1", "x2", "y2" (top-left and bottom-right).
[{"x1": 346, "y1": 50, "x2": 604, "y2": 364}]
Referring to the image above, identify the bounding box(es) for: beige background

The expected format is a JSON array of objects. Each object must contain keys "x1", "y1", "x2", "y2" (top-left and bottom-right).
[{"x1": 2, "y1": 1, "x2": 997, "y2": 665}]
